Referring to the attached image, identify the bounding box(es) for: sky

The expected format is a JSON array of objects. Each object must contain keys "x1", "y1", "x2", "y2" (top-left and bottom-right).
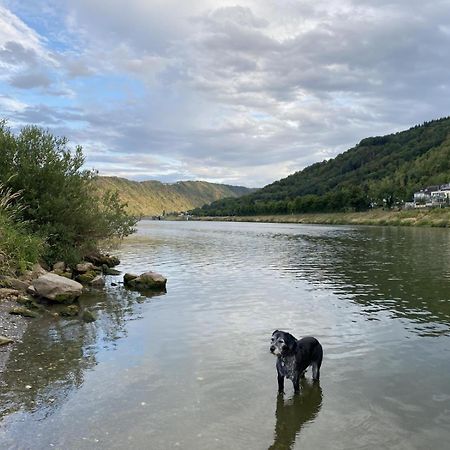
[{"x1": 1, "y1": 1, "x2": 450, "y2": 187}]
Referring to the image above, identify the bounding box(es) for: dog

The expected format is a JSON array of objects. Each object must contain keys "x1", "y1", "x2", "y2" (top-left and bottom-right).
[{"x1": 270, "y1": 330, "x2": 323, "y2": 393}]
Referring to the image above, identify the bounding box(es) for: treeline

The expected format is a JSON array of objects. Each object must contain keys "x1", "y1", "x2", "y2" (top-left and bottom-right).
[
  {"x1": 194, "y1": 117, "x2": 450, "y2": 216},
  {"x1": 0, "y1": 121, "x2": 137, "y2": 273}
]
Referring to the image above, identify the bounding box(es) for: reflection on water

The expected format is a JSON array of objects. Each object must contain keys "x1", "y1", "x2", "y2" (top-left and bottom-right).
[
  {"x1": 0, "y1": 221, "x2": 449, "y2": 449},
  {"x1": 269, "y1": 380, "x2": 323, "y2": 450},
  {"x1": 0, "y1": 284, "x2": 164, "y2": 421},
  {"x1": 273, "y1": 227, "x2": 450, "y2": 336}
]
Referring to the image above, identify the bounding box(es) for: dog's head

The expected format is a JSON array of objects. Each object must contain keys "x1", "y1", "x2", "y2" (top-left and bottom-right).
[{"x1": 270, "y1": 330, "x2": 297, "y2": 356}]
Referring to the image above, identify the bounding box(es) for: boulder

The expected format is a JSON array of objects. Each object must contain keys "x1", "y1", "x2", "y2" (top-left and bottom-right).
[
  {"x1": 124, "y1": 271, "x2": 167, "y2": 291},
  {"x1": 31, "y1": 273, "x2": 83, "y2": 303},
  {"x1": 90, "y1": 275, "x2": 105, "y2": 288},
  {"x1": 75, "y1": 271, "x2": 97, "y2": 283},
  {"x1": 124, "y1": 273, "x2": 138, "y2": 284},
  {"x1": 75, "y1": 262, "x2": 97, "y2": 274}
]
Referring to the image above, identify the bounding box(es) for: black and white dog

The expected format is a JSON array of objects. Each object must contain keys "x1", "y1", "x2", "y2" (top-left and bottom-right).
[{"x1": 270, "y1": 330, "x2": 323, "y2": 393}]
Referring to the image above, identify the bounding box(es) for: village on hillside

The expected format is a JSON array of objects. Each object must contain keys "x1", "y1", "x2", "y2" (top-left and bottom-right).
[{"x1": 406, "y1": 183, "x2": 450, "y2": 208}]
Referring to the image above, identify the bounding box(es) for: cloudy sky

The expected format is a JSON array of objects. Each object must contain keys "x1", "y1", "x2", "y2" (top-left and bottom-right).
[{"x1": 1, "y1": 1, "x2": 450, "y2": 187}]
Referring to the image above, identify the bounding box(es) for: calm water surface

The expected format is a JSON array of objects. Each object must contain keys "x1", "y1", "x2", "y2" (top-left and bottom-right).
[{"x1": 1, "y1": 220, "x2": 450, "y2": 449}]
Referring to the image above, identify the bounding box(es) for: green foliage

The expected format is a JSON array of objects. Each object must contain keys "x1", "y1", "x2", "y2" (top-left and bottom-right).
[
  {"x1": 195, "y1": 117, "x2": 450, "y2": 216},
  {"x1": 0, "y1": 120, "x2": 138, "y2": 265},
  {"x1": 0, "y1": 182, "x2": 44, "y2": 273}
]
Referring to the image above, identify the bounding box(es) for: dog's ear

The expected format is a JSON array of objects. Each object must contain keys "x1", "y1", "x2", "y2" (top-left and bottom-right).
[
  {"x1": 285, "y1": 333, "x2": 297, "y2": 352},
  {"x1": 272, "y1": 330, "x2": 279, "y2": 336}
]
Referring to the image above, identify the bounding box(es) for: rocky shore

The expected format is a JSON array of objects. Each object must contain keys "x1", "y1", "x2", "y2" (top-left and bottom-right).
[{"x1": 0, "y1": 254, "x2": 168, "y2": 372}]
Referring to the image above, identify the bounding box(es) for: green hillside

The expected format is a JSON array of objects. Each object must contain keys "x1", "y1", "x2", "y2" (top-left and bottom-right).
[
  {"x1": 95, "y1": 177, "x2": 254, "y2": 216},
  {"x1": 194, "y1": 117, "x2": 450, "y2": 216}
]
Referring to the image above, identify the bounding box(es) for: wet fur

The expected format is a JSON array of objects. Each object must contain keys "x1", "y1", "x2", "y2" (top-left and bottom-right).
[{"x1": 270, "y1": 330, "x2": 323, "y2": 393}]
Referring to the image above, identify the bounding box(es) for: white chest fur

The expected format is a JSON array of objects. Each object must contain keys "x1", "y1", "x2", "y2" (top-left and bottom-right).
[{"x1": 279, "y1": 356, "x2": 296, "y2": 379}]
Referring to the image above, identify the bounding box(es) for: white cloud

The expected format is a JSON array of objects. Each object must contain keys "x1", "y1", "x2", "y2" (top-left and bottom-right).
[{"x1": 1, "y1": 0, "x2": 450, "y2": 186}]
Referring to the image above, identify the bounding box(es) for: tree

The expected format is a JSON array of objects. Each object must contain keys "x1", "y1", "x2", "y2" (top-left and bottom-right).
[{"x1": 0, "y1": 121, "x2": 138, "y2": 264}]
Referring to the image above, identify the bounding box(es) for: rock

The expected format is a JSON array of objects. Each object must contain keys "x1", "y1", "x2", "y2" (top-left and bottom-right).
[
  {"x1": 124, "y1": 271, "x2": 167, "y2": 291},
  {"x1": 52, "y1": 261, "x2": 66, "y2": 272},
  {"x1": 26, "y1": 285, "x2": 37, "y2": 296},
  {"x1": 85, "y1": 253, "x2": 120, "y2": 268},
  {"x1": 104, "y1": 268, "x2": 121, "y2": 276},
  {"x1": 75, "y1": 271, "x2": 97, "y2": 283},
  {"x1": 75, "y1": 262, "x2": 97, "y2": 273},
  {"x1": 81, "y1": 309, "x2": 97, "y2": 323},
  {"x1": 31, "y1": 263, "x2": 47, "y2": 279},
  {"x1": 0, "y1": 288, "x2": 21, "y2": 300},
  {"x1": 90, "y1": 275, "x2": 105, "y2": 288},
  {"x1": 15, "y1": 295, "x2": 43, "y2": 310},
  {"x1": 0, "y1": 276, "x2": 29, "y2": 292},
  {"x1": 59, "y1": 305, "x2": 80, "y2": 317},
  {"x1": 123, "y1": 273, "x2": 138, "y2": 284},
  {"x1": 9, "y1": 307, "x2": 39, "y2": 318},
  {"x1": 0, "y1": 336, "x2": 14, "y2": 346},
  {"x1": 31, "y1": 273, "x2": 83, "y2": 303},
  {"x1": 53, "y1": 269, "x2": 73, "y2": 279}
]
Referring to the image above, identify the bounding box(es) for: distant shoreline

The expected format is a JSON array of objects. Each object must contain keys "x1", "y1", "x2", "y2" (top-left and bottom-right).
[{"x1": 186, "y1": 208, "x2": 450, "y2": 227}]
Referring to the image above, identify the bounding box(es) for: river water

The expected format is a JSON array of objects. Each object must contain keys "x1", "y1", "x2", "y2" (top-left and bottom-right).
[{"x1": 1, "y1": 220, "x2": 450, "y2": 449}]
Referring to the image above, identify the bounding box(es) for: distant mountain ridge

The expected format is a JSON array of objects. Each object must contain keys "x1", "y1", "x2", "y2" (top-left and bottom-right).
[
  {"x1": 95, "y1": 176, "x2": 255, "y2": 216},
  {"x1": 194, "y1": 116, "x2": 450, "y2": 216}
]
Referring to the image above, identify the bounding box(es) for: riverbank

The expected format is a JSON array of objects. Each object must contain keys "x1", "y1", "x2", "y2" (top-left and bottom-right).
[{"x1": 192, "y1": 208, "x2": 450, "y2": 227}]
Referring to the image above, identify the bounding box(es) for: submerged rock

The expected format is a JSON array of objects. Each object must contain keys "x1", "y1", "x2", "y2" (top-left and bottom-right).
[
  {"x1": 59, "y1": 305, "x2": 80, "y2": 317},
  {"x1": 103, "y1": 267, "x2": 121, "y2": 276},
  {"x1": 31, "y1": 273, "x2": 83, "y2": 303},
  {"x1": 124, "y1": 271, "x2": 167, "y2": 291},
  {"x1": 15, "y1": 295, "x2": 43, "y2": 310},
  {"x1": 9, "y1": 307, "x2": 39, "y2": 318},
  {"x1": 81, "y1": 309, "x2": 97, "y2": 323}
]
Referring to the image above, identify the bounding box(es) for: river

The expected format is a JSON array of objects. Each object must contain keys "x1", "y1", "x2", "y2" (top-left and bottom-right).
[{"x1": 1, "y1": 220, "x2": 450, "y2": 449}]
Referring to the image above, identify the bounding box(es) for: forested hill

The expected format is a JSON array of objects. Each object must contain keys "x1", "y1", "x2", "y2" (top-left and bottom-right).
[
  {"x1": 95, "y1": 177, "x2": 254, "y2": 216},
  {"x1": 194, "y1": 117, "x2": 450, "y2": 216}
]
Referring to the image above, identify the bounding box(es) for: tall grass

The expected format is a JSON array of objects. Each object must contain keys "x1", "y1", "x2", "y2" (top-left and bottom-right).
[{"x1": 0, "y1": 182, "x2": 45, "y2": 274}]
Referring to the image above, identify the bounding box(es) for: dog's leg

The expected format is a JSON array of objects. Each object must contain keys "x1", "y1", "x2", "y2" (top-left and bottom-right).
[
  {"x1": 277, "y1": 373, "x2": 285, "y2": 393},
  {"x1": 312, "y1": 342, "x2": 323, "y2": 381},
  {"x1": 293, "y1": 373, "x2": 300, "y2": 393},
  {"x1": 312, "y1": 362, "x2": 320, "y2": 381}
]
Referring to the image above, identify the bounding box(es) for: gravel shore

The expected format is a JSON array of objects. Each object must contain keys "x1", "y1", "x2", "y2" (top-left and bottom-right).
[{"x1": 0, "y1": 299, "x2": 29, "y2": 373}]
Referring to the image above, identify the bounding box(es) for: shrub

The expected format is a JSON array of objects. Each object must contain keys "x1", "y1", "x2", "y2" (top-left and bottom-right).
[{"x1": 0, "y1": 121, "x2": 138, "y2": 265}]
